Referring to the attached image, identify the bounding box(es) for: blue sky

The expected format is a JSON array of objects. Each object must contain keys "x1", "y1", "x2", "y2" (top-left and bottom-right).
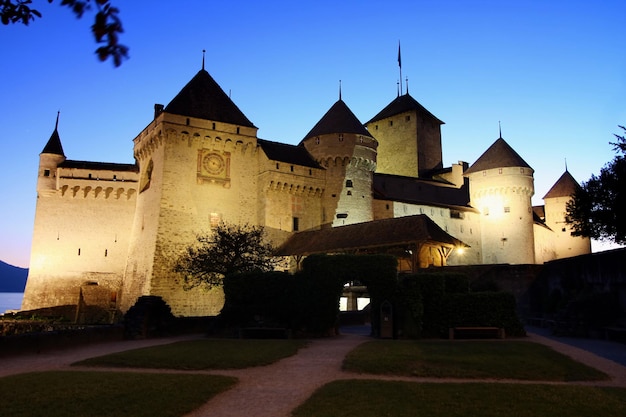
[{"x1": 1, "y1": 0, "x2": 625, "y2": 267}]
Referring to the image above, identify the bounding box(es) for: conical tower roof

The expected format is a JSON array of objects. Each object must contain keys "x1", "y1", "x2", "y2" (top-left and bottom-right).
[
  {"x1": 464, "y1": 137, "x2": 531, "y2": 175},
  {"x1": 41, "y1": 115, "x2": 65, "y2": 156},
  {"x1": 543, "y1": 170, "x2": 580, "y2": 199},
  {"x1": 366, "y1": 93, "x2": 443, "y2": 125},
  {"x1": 301, "y1": 99, "x2": 372, "y2": 142},
  {"x1": 164, "y1": 69, "x2": 256, "y2": 128}
]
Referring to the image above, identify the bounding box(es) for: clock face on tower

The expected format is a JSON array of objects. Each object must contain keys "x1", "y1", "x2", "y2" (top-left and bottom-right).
[
  {"x1": 197, "y1": 150, "x2": 230, "y2": 186},
  {"x1": 202, "y1": 153, "x2": 225, "y2": 175}
]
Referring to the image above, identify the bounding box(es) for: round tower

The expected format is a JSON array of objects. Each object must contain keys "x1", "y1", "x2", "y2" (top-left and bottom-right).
[
  {"x1": 543, "y1": 170, "x2": 591, "y2": 259},
  {"x1": 464, "y1": 137, "x2": 535, "y2": 264},
  {"x1": 300, "y1": 98, "x2": 377, "y2": 226},
  {"x1": 37, "y1": 113, "x2": 66, "y2": 195}
]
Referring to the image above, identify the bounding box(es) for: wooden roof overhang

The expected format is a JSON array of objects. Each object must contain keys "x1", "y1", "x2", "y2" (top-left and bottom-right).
[{"x1": 275, "y1": 214, "x2": 469, "y2": 271}]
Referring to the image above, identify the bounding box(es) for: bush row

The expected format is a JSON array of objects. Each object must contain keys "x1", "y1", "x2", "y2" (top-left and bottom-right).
[{"x1": 219, "y1": 255, "x2": 525, "y2": 338}]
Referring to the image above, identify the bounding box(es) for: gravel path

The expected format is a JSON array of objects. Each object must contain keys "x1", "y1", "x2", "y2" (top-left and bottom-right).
[{"x1": 1, "y1": 331, "x2": 625, "y2": 417}]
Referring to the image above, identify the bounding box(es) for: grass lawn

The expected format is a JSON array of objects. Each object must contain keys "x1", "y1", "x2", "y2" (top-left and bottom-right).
[
  {"x1": 73, "y1": 338, "x2": 308, "y2": 369},
  {"x1": 0, "y1": 371, "x2": 236, "y2": 417},
  {"x1": 292, "y1": 380, "x2": 626, "y2": 417},
  {"x1": 343, "y1": 340, "x2": 609, "y2": 381}
]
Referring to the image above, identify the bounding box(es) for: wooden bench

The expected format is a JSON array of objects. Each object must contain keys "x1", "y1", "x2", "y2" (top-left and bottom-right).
[
  {"x1": 449, "y1": 326, "x2": 505, "y2": 340},
  {"x1": 603, "y1": 326, "x2": 626, "y2": 341}
]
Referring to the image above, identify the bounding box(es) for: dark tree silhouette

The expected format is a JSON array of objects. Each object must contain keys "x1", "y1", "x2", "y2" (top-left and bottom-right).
[
  {"x1": 1, "y1": 0, "x2": 128, "y2": 66},
  {"x1": 566, "y1": 126, "x2": 626, "y2": 245},
  {"x1": 174, "y1": 223, "x2": 277, "y2": 290}
]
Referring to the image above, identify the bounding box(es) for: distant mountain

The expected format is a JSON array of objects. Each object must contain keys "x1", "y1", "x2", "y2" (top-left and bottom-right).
[{"x1": 0, "y1": 261, "x2": 28, "y2": 292}]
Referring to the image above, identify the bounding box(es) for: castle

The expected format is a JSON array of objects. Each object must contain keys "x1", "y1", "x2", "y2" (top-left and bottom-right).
[{"x1": 22, "y1": 64, "x2": 591, "y2": 317}]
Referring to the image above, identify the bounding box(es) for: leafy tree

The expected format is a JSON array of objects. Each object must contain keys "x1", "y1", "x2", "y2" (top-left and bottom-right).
[
  {"x1": 1, "y1": 0, "x2": 128, "y2": 66},
  {"x1": 566, "y1": 126, "x2": 626, "y2": 244},
  {"x1": 174, "y1": 223, "x2": 277, "y2": 290}
]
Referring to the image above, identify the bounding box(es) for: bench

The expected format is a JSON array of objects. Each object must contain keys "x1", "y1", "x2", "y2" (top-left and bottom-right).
[
  {"x1": 603, "y1": 326, "x2": 626, "y2": 342},
  {"x1": 449, "y1": 326, "x2": 505, "y2": 340}
]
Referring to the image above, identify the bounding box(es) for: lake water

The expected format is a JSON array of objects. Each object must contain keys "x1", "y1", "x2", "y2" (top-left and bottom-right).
[{"x1": 0, "y1": 292, "x2": 23, "y2": 314}]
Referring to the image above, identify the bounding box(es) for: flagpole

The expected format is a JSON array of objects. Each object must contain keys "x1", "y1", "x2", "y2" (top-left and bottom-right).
[{"x1": 398, "y1": 41, "x2": 403, "y2": 96}]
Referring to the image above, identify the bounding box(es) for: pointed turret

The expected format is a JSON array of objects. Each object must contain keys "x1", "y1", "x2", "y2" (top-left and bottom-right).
[
  {"x1": 164, "y1": 69, "x2": 256, "y2": 128},
  {"x1": 38, "y1": 114, "x2": 66, "y2": 194},
  {"x1": 301, "y1": 98, "x2": 377, "y2": 227},
  {"x1": 543, "y1": 170, "x2": 579, "y2": 199},
  {"x1": 543, "y1": 170, "x2": 591, "y2": 259},
  {"x1": 41, "y1": 112, "x2": 65, "y2": 156},
  {"x1": 465, "y1": 136, "x2": 535, "y2": 264},
  {"x1": 301, "y1": 99, "x2": 373, "y2": 142},
  {"x1": 464, "y1": 137, "x2": 531, "y2": 175}
]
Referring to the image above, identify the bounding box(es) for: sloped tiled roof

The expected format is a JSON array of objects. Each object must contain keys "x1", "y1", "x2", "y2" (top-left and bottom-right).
[
  {"x1": 464, "y1": 137, "x2": 531, "y2": 175},
  {"x1": 257, "y1": 139, "x2": 322, "y2": 169},
  {"x1": 366, "y1": 93, "x2": 443, "y2": 125},
  {"x1": 301, "y1": 99, "x2": 372, "y2": 142},
  {"x1": 164, "y1": 69, "x2": 256, "y2": 128},
  {"x1": 41, "y1": 128, "x2": 65, "y2": 156},
  {"x1": 543, "y1": 170, "x2": 580, "y2": 199},
  {"x1": 373, "y1": 173, "x2": 471, "y2": 209},
  {"x1": 59, "y1": 160, "x2": 139, "y2": 172},
  {"x1": 275, "y1": 214, "x2": 467, "y2": 256}
]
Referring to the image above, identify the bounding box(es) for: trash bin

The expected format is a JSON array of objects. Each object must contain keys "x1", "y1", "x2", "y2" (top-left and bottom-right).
[{"x1": 380, "y1": 300, "x2": 393, "y2": 338}]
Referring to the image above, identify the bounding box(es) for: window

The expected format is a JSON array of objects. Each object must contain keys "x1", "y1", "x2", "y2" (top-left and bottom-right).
[
  {"x1": 212, "y1": 122, "x2": 216, "y2": 129},
  {"x1": 405, "y1": 115, "x2": 411, "y2": 121},
  {"x1": 336, "y1": 213, "x2": 348, "y2": 219},
  {"x1": 309, "y1": 169, "x2": 312, "y2": 175},
  {"x1": 44, "y1": 169, "x2": 50, "y2": 177},
  {"x1": 236, "y1": 127, "x2": 240, "y2": 134},
  {"x1": 315, "y1": 137, "x2": 320, "y2": 144},
  {"x1": 209, "y1": 213, "x2": 221, "y2": 228},
  {"x1": 290, "y1": 165, "x2": 294, "y2": 172},
  {"x1": 347, "y1": 190, "x2": 352, "y2": 196},
  {"x1": 450, "y1": 210, "x2": 464, "y2": 219},
  {"x1": 389, "y1": 120, "x2": 393, "y2": 127},
  {"x1": 338, "y1": 134, "x2": 344, "y2": 141},
  {"x1": 345, "y1": 179, "x2": 353, "y2": 187},
  {"x1": 293, "y1": 217, "x2": 300, "y2": 231},
  {"x1": 276, "y1": 163, "x2": 280, "y2": 170}
]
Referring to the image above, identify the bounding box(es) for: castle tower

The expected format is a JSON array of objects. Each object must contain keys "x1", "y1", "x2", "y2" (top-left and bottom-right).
[
  {"x1": 464, "y1": 137, "x2": 536, "y2": 264},
  {"x1": 365, "y1": 93, "x2": 443, "y2": 178},
  {"x1": 121, "y1": 67, "x2": 259, "y2": 316},
  {"x1": 300, "y1": 98, "x2": 377, "y2": 226},
  {"x1": 543, "y1": 170, "x2": 591, "y2": 258},
  {"x1": 37, "y1": 114, "x2": 66, "y2": 194},
  {"x1": 23, "y1": 117, "x2": 139, "y2": 314}
]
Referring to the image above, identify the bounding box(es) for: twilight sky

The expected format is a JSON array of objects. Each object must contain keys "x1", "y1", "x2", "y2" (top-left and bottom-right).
[{"x1": 1, "y1": 0, "x2": 625, "y2": 268}]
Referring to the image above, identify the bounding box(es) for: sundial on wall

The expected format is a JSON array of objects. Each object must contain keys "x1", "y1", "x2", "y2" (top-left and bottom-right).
[{"x1": 197, "y1": 150, "x2": 230, "y2": 186}]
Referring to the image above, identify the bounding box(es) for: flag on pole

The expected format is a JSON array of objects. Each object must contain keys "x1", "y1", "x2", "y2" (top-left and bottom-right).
[{"x1": 398, "y1": 41, "x2": 402, "y2": 68}]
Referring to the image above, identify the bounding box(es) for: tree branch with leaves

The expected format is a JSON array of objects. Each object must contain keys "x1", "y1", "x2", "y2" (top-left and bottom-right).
[
  {"x1": 174, "y1": 223, "x2": 277, "y2": 290},
  {"x1": 1, "y1": 0, "x2": 128, "y2": 66}
]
